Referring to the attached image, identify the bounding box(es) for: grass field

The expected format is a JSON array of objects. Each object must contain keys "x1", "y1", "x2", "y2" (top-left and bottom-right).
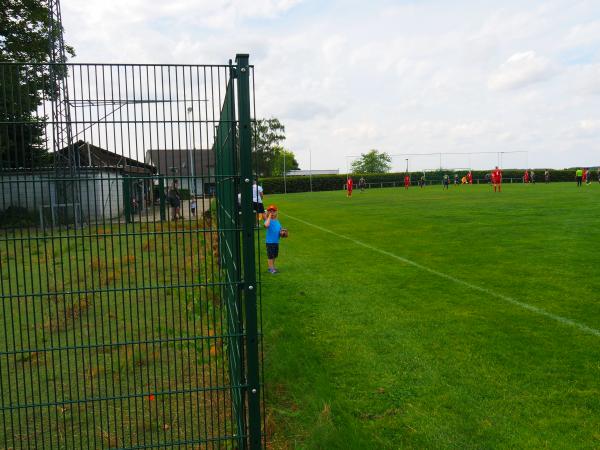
[
  {"x1": 261, "y1": 182, "x2": 600, "y2": 449},
  {"x1": 0, "y1": 219, "x2": 236, "y2": 449}
]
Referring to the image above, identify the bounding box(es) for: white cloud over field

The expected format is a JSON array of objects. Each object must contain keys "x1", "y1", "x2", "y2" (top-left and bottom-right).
[{"x1": 61, "y1": 0, "x2": 600, "y2": 170}]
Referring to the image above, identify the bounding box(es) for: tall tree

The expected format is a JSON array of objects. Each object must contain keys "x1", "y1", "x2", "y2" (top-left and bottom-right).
[
  {"x1": 271, "y1": 146, "x2": 299, "y2": 176},
  {"x1": 351, "y1": 149, "x2": 392, "y2": 174},
  {"x1": 0, "y1": 0, "x2": 75, "y2": 168},
  {"x1": 252, "y1": 117, "x2": 286, "y2": 177}
]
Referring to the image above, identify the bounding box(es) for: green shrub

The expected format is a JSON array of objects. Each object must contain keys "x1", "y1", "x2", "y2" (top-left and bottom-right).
[
  {"x1": 179, "y1": 189, "x2": 191, "y2": 200},
  {"x1": 0, "y1": 206, "x2": 38, "y2": 229}
]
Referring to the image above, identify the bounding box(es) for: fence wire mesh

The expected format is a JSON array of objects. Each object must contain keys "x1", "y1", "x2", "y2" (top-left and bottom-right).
[{"x1": 0, "y1": 56, "x2": 263, "y2": 449}]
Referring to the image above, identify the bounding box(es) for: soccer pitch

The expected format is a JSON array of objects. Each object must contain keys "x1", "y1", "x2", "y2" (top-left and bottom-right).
[{"x1": 261, "y1": 183, "x2": 600, "y2": 449}]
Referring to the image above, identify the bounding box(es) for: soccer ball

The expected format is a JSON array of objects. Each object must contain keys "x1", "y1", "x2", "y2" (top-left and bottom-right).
[{"x1": 279, "y1": 228, "x2": 288, "y2": 238}]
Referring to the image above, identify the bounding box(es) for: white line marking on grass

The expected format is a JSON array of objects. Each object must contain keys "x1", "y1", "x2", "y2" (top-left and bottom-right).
[{"x1": 283, "y1": 213, "x2": 600, "y2": 338}]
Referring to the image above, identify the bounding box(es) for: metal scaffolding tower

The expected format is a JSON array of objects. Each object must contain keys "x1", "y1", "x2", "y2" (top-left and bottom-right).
[{"x1": 47, "y1": 0, "x2": 81, "y2": 226}]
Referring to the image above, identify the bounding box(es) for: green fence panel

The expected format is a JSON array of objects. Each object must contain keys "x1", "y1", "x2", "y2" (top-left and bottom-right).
[
  {"x1": 214, "y1": 64, "x2": 245, "y2": 447},
  {"x1": 0, "y1": 58, "x2": 263, "y2": 449}
]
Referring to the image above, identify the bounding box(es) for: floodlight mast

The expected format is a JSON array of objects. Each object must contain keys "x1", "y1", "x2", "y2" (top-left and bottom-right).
[
  {"x1": 47, "y1": 0, "x2": 75, "y2": 168},
  {"x1": 48, "y1": 0, "x2": 83, "y2": 227}
]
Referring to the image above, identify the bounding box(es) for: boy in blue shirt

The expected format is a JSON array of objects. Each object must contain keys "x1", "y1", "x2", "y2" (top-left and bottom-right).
[{"x1": 264, "y1": 204, "x2": 283, "y2": 274}]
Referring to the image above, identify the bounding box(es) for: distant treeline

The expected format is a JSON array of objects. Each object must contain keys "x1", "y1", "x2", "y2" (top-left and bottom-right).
[{"x1": 261, "y1": 169, "x2": 589, "y2": 194}]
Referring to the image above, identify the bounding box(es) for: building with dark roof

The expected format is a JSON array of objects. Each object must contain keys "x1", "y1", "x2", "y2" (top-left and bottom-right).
[
  {"x1": 1, "y1": 141, "x2": 157, "y2": 225},
  {"x1": 60, "y1": 141, "x2": 156, "y2": 174}
]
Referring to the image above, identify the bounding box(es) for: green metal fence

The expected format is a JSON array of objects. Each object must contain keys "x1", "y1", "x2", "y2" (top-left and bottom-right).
[{"x1": 0, "y1": 55, "x2": 263, "y2": 448}]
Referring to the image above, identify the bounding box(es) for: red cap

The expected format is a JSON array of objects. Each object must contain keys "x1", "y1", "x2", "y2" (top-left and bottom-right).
[{"x1": 266, "y1": 204, "x2": 277, "y2": 211}]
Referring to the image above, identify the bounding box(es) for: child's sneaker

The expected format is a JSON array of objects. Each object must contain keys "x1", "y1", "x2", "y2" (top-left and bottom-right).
[{"x1": 268, "y1": 268, "x2": 276, "y2": 274}]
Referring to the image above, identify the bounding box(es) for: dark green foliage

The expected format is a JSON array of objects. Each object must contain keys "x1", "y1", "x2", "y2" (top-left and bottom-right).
[
  {"x1": 261, "y1": 174, "x2": 348, "y2": 193},
  {"x1": 253, "y1": 118, "x2": 286, "y2": 177},
  {"x1": 0, "y1": 205, "x2": 37, "y2": 228},
  {"x1": 351, "y1": 149, "x2": 392, "y2": 174},
  {"x1": 0, "y1": 64, "x2": 49, "y2": 168},
  {"x1": 0, "y1": 0, "x2": 75, "y2": 62},
  {"x1": 0, "y1": 0, "x2": 75, "y2": 168},
  {"x1": 250, "y1": 118, "x2": 301, "y2": 177},
  {"x1": 178, "y1": 188, "x2": 191, "y2": 200},
  {"x1": 271, "y1": 146, "x2": 299, "y2": 176}
]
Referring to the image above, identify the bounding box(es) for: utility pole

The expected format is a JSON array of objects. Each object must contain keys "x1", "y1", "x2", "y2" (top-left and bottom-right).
[
  {"x1": 309, "y1": 148, "x2": 313, "y2": 193},
  {"x1": 48, "y1": 0, "x2": 81, "y2": 227},
  {"x1": 283, "y1": 151, "x2": 287, "y2": 194},
  {"x1": 187, "y1": 106, "x2": 195, "y2": 195}
]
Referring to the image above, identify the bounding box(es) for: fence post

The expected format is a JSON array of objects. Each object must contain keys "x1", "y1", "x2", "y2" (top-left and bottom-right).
[
  {"x1": 236, "y1": 53, "x2": 262, "y2": 450},
  {"x1": 159, "y1": 177, "x2": 166, "y2": 221},
  {"x1": 123, "y1": 175, "x2": 132, "y2": 223}
]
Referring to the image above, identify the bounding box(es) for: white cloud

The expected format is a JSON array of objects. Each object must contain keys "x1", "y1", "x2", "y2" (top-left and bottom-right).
[
  {"x1": 60, "y1": 0, "x2": 600, "y2": 170},
  {"x1": 562, "y1": 20, "x2": 600, "y2": 48},
  {"x1": 333, "y1": 123, "x2": 379, "y2": 140},
  {"x1": 488, "y1": 51, "x2": 556, "y2": 91},
  {"x1": 478, "y1": 8, "x2": 552, "y2": 41},
  {"x1": 567, "y1": 64, "x2": 600, "y2": 95},
  {"x1": 579, "y1": 119, "x2": 600, "y2": 133},
  {"x1": 283, "y1": 101, "x2": 337, "y2": 121}
]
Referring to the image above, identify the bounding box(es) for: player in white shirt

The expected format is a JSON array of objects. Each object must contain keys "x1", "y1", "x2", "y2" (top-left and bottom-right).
[{"x1": 252, "y1": 181, "x2": 265, "y2": 219}]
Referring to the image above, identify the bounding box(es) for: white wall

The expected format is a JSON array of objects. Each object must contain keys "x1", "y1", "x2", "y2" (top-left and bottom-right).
[
  {"x1": 0, "y1": 170, "x2": 125, "y2": 224},
  {"x1": 0, "y1": 173, "x2": 56, "y2": 211}
]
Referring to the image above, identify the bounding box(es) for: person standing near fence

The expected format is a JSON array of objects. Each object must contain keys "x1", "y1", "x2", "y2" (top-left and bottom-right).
[
  {"x1": 252, "y1": 180, "x2": 265, "y2": 219},
  {"x1": 264, "y1": 205, "x2": 284, "y2": 274},
  {"x1": 597, "y1": 168, "x2": 600, "y2": 184},
  {"x1": 530, "y1": 169, "x2": 536, "y2": 183},
  {"x1": 468, "y1": 171, "x2": 473, "y2": 184},
  {"x1": 524, "y1": 170, "x2": 530, "y2": 184},
  {"x1": 576, "y1": 168, "x2": 583, "y2": 187},
  {"x1": 168, "y1": 179, "x2": 181, "y2": 221},
  {"x1": 404, "y1": 174, "x2": 410, "y2": 189},
  {"x1": 347, "y1": 177, "x2": 353, "y2": 197},
  {"x1": 442, "y1": 174, "x2": 449, "y2": 190},
  {"x1": 545, "y1": 169, "x2": 550, "y2": 184}
]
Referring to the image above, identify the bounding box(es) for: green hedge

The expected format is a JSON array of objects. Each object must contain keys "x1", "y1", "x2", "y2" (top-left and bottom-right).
[
  {"x1": 0, "y1": 206, "x2": 38, "y2": 229},
  {"x1": 178, "y1": 188, "x2": 191, "y2": 200},
  {"x1": 260, "y1": 169, "x2": 589, "y2": 194}
]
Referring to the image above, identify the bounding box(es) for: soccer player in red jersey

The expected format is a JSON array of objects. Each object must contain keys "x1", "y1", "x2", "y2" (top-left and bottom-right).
[
  {"x1": 467, "y1": 171, "x2": 473, "y2": 184},
  {"x1": 404, "y1": 175, "x2": 410, "y2": 189},
  {"x1": 492, "y1": 166, "x2": 503, "y2": 192},
  {"x1": 524, "y1": 170, "x2": 530, "y2": 183},
  {"x1": 347, "y1": 177, "x2": 353, "y2": 197}
]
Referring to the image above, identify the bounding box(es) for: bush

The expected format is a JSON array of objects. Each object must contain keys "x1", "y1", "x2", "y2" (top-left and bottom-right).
[
  {"x1": 0, "y1": 206, "x2": 38, "y2": 229},
  {"x1": 179, "y1": 189, "x2": 191, "y2": 200}
]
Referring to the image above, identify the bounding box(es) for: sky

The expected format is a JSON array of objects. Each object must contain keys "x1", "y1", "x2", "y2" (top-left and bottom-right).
[{"x1": 61, "y1": 0, "x2": 600, "y2": 171}]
